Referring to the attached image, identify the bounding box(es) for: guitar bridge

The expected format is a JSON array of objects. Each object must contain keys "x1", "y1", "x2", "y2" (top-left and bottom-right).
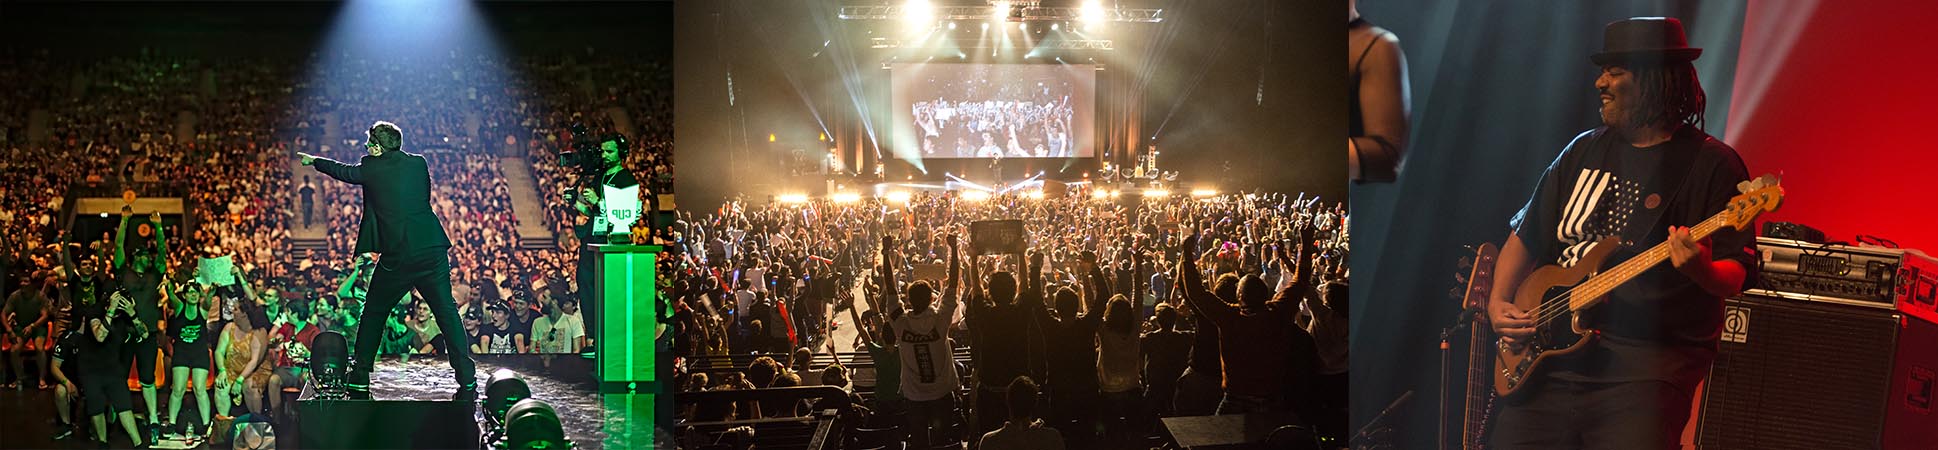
[{"x1": 1497, "y1": 338, "x2": 1542, "y2": 389}]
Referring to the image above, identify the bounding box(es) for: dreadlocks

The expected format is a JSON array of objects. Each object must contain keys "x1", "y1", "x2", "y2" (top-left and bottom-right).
[{"x1": 1626, "y1": 61, "x2": 1707, "y2": 131}]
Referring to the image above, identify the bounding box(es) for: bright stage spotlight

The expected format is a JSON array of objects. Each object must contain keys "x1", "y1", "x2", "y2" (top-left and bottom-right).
[
  {"x1": 483, "y1": 368, "x2": 532, "y2": 439},
  {"x1": 1191, "y1": 189, "x2": 1219, "y2": 198},
  {"x1": 1143, "y1": 189, "x2": 1171, "y2": 198},
  {"x1": 992, "y1": 1, "x2": 1010, "y2": 22},
  {"x1": 777, "y1": 193, "x2": 810, "y2": 205},
  {"x1": 309, "y1": 331, "x2": 350, "y2": 398},
  {"x1": 903, "y1": 0, "x2": 935, "y2": 35},
  {"x1": 1080, "y1": 0, "x2": 1106, "y2": 26},
  {"x1": 885, "y1": 191, "x2": 913, "y2": 204},
  {"x1": 1025, "y1": 190, "x2": 1046, "y2": 200},
  {"x1": 948, "y1": 21, "x2": 957, "y2": 30},
  {"x1": 962, "y1": 190, "x2": 991, "y2": 202},
  {"x1": 831, "y1": 192, "x2": 862, "y2": 204},
  {"x1": 1051, "y1": 23, "x2": 1059, "y2": 31},
  {"x1": 1092, "y1": 189, "x2": 1110, "y2": 200},
  {"x1": 504, "y1": 399, "x2": 569, "y2": 450}
]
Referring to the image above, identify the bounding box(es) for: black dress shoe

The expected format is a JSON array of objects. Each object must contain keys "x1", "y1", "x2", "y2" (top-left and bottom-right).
[{"x1": 453, "y1": 383, "x2": 478, "y2": 402}]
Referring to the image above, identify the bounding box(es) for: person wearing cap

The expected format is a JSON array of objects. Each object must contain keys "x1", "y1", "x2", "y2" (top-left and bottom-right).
[
  {"x1": 113, "y1": 208, "x2": 168, "y2": 438},
  {"x1": 478, "y1": 301, "x2": 524, "y2": 354},
  {"x1": 1485, "y1": 17, "x2": 1758, "y2": 449},
  {"x1": 298, "y1": 121, "x2": 476, "y2": 399}
]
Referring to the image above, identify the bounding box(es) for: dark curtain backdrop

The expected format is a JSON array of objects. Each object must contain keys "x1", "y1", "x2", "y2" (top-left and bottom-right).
[{"x1": 1346, "y1": 1, "x2": 1746, "y2": 447}]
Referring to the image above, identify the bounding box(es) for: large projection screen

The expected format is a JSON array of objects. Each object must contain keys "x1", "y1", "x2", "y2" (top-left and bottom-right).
[{"x1": 891, "y1": 63, "x2": 1095, "y2": 160}]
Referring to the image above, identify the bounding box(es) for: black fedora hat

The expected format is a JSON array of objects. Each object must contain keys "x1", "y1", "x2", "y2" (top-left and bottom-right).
[{"x1": 1591, "y1": 17, "x2": 1702, "y2": 66}]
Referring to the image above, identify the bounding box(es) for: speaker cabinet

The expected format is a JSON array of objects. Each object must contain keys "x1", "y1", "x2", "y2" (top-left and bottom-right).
[{"x1": 1697, "y1": 294, "x2": 1937, "y2": 449}]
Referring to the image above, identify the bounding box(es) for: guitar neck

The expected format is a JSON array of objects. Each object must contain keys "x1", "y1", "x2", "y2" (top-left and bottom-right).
[
  {"x1": 1463, "y1": 318, "x2": 1491, "y2": 449},
  {"x1": 1568, "y1": 212, "x2": 1729, "y2": 311},
  {"x1": 1458, "y1": 243, "x2": 1498, "y2": 450}
]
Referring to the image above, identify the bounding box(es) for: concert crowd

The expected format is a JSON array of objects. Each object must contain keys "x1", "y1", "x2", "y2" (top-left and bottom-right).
[
  {"x1": 668, "y1": 190, "x2": 1350, "y2": 449},
  {"x1": 0, "y1": 48, "x2": 667, "y2": 446}
]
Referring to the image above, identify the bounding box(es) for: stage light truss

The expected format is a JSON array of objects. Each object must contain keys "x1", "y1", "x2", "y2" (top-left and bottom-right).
[
  {"x1": 838, "y1": 5, "x2": 1163, "y2": 23},
  {"x1": 870, "y1": 36, "x2": 1113, "y2": 50}
]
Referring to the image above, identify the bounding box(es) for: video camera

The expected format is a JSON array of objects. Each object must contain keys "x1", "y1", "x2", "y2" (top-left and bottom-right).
[{"x1": 559, "y1": 123, "x2": 627, "y2": 182}]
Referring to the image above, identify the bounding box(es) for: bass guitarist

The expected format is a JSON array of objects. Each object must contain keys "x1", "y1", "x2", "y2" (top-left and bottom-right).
[{"x1": 1485, "y1": 17, "x2": 1758, "y2": 449}]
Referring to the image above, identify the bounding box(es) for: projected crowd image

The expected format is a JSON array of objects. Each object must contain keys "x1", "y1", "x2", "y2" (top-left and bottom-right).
[{"x1": 894, "y1": 63, "x2": 1094, "y2": 159}]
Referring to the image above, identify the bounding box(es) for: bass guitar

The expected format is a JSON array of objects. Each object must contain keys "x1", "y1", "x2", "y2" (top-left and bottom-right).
[{"x1": 1494, "y1": 174, "x2": 1784, "y2": 400}]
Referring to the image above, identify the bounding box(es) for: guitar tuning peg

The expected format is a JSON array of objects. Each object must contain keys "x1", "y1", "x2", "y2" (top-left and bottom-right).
[
  {"x1": 1454, "y1": 273, "x2": 1469, "y2": 284},
  {"x1": 1449, "y1": 288, "x2": 1463, "y2": 299},
  {"x1": 1457, "y1": 257, "x2": 1472, "y2": 269}
]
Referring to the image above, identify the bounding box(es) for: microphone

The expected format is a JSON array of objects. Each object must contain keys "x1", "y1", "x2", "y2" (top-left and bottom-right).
[{"x1": 1355, "y1": 390, "x2": 1414, "y2": 442}]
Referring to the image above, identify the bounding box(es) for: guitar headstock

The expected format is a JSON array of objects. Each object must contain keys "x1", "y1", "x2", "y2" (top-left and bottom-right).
[
  {"x1": 1456, "y1": 243, "x2": 1499, "y2": 311},
  {"x1": 1724, "y1": 173, "x2": 1784, "y2": 231}
]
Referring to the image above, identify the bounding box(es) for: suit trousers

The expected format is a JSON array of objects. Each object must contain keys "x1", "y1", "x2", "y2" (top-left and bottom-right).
[{"x1": 350, "y1": 247, "x2": 475, "y2": 388}]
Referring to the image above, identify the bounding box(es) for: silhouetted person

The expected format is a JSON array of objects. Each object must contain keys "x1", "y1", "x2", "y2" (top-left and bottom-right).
[{"x1": 299, "y1": 121, "x2": 475, "y2": 398}]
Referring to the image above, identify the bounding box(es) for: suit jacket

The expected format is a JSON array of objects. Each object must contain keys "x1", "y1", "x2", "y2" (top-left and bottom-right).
[{"x1": 312, "y1": 151, "x2": 452, "y2": 255}]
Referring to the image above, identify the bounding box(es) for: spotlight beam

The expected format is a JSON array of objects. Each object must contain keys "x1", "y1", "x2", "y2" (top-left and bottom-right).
[
  {"x1": 807, "y1": 1, "x2": 888, "y2": 168},
  {"x1": 1148, "y1": 1, "x2": 1243, "y2": 143},
  {"x1": 740, "y1": 2, "x2": 834, "y2": 152}
]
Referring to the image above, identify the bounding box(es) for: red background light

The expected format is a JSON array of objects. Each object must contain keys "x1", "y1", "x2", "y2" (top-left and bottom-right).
[{"x1": 1728, "y1": 0, "x2": 1938, "y2": 249}]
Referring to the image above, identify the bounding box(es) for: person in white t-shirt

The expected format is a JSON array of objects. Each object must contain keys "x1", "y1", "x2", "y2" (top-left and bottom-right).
[
  {"x1": 743, "y1": 261, "x2": 768, "y2": 295},
  {"x1": 532, "y1": 296, "x2": 586, "y2": 354},
  {"x1": 733, "y1": 280, "x2": 756, "y2": 326},
  {"x1": 883, "y1": 233, "x2": 961, "y2": 448}
]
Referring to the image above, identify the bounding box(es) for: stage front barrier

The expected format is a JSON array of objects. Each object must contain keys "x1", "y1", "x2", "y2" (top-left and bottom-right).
[{"x1": 587, "y1": 244, "x2": 669, "y2": 448}]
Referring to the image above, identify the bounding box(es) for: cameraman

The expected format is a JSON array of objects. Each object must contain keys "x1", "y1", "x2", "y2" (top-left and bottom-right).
[
  {"x1": 573, "y1": 137, "x2": 647, "y2": 244},
  {"x1": 572, "y1": 136, "x2": 647, "y2": 347}
]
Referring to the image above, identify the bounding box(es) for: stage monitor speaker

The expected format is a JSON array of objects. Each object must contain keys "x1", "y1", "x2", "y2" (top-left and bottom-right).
[
  {"x1": 1696, "y1": 293, "x2": 1937, "y2": 449},
  {"x1": 297, "y1": 398, "x2": 480, "y2": 449}
]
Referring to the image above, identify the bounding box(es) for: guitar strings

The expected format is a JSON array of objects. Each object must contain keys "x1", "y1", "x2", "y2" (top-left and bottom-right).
[{"x1": 1520, "y1": 213, "x2": 1728, "y2": 330}]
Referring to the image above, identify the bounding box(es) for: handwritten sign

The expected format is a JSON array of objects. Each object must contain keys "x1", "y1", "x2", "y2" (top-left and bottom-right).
[{"x1": 197, "y1": 256, "x2": 236, "y2": 287}]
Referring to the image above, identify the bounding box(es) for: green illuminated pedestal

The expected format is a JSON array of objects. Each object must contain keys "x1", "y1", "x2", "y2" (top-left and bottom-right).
[
  {"x1": 588, "y1": 244, "x2": 661, "y2": 383},
  {"x1": 587, "y1": 244, "x2": 668, "y2": 448}
]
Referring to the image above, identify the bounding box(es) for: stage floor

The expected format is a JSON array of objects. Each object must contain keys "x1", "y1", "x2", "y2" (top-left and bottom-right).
[{"x1": 0, "y1": 354, "x2": 619, "y2": 449}]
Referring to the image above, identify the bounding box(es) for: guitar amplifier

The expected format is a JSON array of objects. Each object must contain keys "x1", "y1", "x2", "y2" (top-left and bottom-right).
[
  {"x1": 1750, "y1": 237, "x2": 1938, "y2": 325},
  {"x1": 1696, "y1": 293, "x2": 1938, "y2": 449}
]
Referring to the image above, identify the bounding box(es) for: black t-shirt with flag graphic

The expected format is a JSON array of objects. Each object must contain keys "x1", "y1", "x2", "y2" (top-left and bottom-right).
[{"x1": 1509, "y1": 125, "x2": 1759, "y2": 390}]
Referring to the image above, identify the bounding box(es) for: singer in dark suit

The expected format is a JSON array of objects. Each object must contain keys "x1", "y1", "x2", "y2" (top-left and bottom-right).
[{"x1": 299, "y1": 121, "x2": 476, "y2": 398}]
